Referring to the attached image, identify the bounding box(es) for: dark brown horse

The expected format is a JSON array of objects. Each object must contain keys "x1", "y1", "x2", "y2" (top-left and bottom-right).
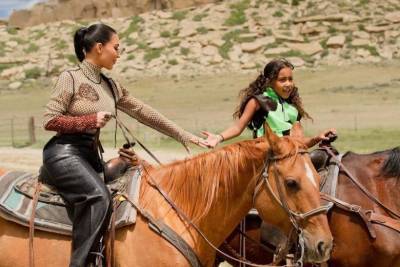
[{"x1": 218, "y1": 146, "x2": 400, "y2": 267}]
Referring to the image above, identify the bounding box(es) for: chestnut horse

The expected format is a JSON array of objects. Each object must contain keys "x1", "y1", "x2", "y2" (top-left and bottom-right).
[
  {"x1": 218, "y1": 146, "x2": 400, "y2": 267},
  {"x1": 0, "y1": 124, "x2": 332, "y2": 266}
]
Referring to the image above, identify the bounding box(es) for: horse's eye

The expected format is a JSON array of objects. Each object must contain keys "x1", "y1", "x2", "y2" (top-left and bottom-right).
[{"x1": 285, "y1": 178, "x2": 299, "y2": 191}]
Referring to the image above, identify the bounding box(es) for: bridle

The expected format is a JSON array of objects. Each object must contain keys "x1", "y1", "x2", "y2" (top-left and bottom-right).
[{"x1": 253, "y1": 148, "x2": 333, "y2": 266}]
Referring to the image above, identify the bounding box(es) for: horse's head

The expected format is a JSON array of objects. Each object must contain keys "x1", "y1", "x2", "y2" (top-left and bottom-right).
[{"x1": 253, "y1": 123, "x2": 333, "y2": 264}]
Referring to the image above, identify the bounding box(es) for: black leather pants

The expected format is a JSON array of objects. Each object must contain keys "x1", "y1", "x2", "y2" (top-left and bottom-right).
[{"x1": 43, "y1": 134, "x2": 112, "y2": 267}]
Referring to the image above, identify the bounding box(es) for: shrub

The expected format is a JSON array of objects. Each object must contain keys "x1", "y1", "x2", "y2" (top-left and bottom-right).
[
  {"x1": 24, "y1": 43, "x2": 39, "y2": 53},
  {"x1": 144, "y1": 49, "x2": 162, "y2": 62},
  {"x1": 121, "y1": 16, "x2": 144, "y2": 38},
  {"x1": 25, "y1": 67, "x2": 43, "y2": 79},
  {"x1": 168, "y1": 59, "x2": 178, "y2": 65},
  {"x1": 160, "y1": 31, "x2": 171, "y2": 38},
  {"x1": 224, "y1": 0, "x2": 250, "y2": 26},
  {"x1": 172, "y1": 11, "x2": 187, "y2": 21},
  {"x1": 193, "y1": 13, "x2": 208, "y2": 22},
  {"x1": 196, "y1": 27, "x2": 208, "y2": 35}
]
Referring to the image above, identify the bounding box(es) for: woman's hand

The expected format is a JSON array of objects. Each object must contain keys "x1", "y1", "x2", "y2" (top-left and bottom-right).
[
  {"x1": 96, "y1": 111, "x2": 112, "y2": 128},
  {"x1": 189, "y1": 136, "x2": 209, "y2": 148},
  {"x1": 201, "y1": 131, "x2": 224, "y2": 148}
]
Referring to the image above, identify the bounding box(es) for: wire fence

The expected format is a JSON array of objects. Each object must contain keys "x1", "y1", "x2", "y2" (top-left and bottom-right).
[{"x1": 0, "y1": 115, "x2": 197, "y2": 148}]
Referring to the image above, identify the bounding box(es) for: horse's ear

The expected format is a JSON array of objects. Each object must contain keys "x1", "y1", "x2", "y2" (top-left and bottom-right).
[
  {"x1": 290, "y1": 122, "x2": 304, "y2": 139},
  {"x1": 264, "y1": 123, "x2": 281, "y2": 153}
]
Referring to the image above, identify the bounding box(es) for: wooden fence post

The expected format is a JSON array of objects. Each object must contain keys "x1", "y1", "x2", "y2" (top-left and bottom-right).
[
  {"x1": 10, "y1": 117, "x2": 15, "y2": 147},
  {"x1": 28, "y1": 116, "x2": 36, "y2": 144}
]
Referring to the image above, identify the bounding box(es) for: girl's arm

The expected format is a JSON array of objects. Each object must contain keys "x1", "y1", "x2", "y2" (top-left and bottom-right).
[{"x1": 203, "y1": 98, "x2": 260, "y2": 147}]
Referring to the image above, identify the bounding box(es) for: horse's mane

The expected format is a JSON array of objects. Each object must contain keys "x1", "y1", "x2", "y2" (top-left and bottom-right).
[
  {"x1": 382, "y1": 146, "x2": 400, "y2": 178},
  {"x1": 140, "y1": 136, "x2": 304, "y2": 222},
  {"x1": 141, "y1": 139, "x2": 268, "y2": 222}
]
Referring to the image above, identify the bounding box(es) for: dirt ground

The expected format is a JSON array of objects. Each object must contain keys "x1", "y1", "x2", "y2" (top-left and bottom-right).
[{"x1": 0, "y1": 147, "x2": 188, "y2": 173}]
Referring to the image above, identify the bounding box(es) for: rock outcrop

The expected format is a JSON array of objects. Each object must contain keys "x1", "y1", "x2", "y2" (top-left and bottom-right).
[{"x1": 9, "y1": 0, "x2": 217, "y2": 28}]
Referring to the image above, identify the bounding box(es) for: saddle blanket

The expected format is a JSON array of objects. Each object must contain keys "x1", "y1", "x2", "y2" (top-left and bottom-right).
[{"x1": 0, "y1": 167, "x2": 142, "y2": 236}]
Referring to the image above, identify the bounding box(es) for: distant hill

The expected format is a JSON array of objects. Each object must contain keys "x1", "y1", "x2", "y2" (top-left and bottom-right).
[
  {"x1": 8, "y1": 0, "x2": 218, "y2": 28},
  {"x1": 0, "y1": 0, "x2": 400, "y2": 89}
]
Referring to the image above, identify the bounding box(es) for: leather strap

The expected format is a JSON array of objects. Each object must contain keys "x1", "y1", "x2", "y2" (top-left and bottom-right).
[
  {"x1": 321, "y1": 193, "x2": 377, "y2": 239},
  {"x1": 321, "y1": 147, "x2": 400, "y2": 219},
  {"x1": 29, "y1": 180, "x2": 42, "y2": 267},
  {"x1": 368, "y1": 212, "x2": 400, "y2": 234}
]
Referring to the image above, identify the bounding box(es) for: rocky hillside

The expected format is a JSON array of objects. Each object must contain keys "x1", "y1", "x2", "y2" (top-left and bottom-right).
[
  {"x1": 9, "y1": 0, "x2": 217, "y2": 28},
  {"x1": 1, "y1": 0, "x2": 400, "y2": 90}
]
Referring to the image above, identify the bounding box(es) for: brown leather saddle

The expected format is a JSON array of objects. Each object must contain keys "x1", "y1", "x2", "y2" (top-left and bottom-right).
[{"x1": 0, "y1": 157, "x2": 141, "y2": 236}]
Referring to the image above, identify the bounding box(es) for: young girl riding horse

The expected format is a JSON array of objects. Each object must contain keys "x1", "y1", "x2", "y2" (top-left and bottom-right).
[{"x1": 203, "y1": 58, "x2": 335, "y2": 147}]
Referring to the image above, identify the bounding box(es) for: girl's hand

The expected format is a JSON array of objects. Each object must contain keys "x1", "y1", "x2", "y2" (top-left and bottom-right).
[
  {"x1": 96, "y1": 111, "x2": 112, "y2": 128},
  {"x1": 316, "y1": 128, "x2": 337, "y2": 142},
  {"x1": 189, "y1": 137, "x2": 209, "y2": 148},
  {"x1": 201, "y1": 131, "x2": 224, "y2": 148}
]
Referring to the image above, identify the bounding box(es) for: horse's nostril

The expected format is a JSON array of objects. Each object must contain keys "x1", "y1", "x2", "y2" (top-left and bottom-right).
[{"x1": 317, "y1": 241, "x2": 325, "y2": 256}]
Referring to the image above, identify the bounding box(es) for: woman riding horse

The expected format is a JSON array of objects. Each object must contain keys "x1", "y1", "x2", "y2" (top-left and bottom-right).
[{"x1": 42, "y1": 23, "x2": 206, "y2": 267}]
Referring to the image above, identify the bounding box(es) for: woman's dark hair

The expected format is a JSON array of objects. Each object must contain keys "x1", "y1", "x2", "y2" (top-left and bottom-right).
[
  {"x1": 233, "y1": 58, "x2": 311, "y2": 120},
  {"x1": 73, "y1": 23, "x2": 117, "y2": 62}
]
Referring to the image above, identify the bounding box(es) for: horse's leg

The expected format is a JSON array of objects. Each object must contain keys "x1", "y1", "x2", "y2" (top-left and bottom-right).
[{"x1": 0, "y1": 218, "x2": 71, "y2": 267}]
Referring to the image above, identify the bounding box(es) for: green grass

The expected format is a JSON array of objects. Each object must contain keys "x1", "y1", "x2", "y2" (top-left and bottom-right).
[{"x1": 0, "y1": 63, "x2": 399, "y2": 154}]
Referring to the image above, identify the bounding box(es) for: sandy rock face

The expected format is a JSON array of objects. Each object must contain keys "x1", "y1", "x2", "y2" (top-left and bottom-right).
[{"x1": 9, "y1": 0, "x2": 217, "y2": 28}]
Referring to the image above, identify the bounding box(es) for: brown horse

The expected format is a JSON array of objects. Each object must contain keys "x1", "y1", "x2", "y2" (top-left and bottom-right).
[
  {"x1": 218, "y1": 146, "x2": 400, "y2": 267},
  {"x1": 0, "y1": 124, "x2": 332, "y2": 267},
  {"x1": 327, "y1": 147, "x2": 400, "y2": 267}
]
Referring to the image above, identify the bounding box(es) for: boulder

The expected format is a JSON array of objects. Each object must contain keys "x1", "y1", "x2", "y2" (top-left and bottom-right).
[
  {"x1": 351, "y1": 39, "x2": 371, "y2": 47},
  {"x1": 353, "y1": 31, "x2": 370, "y2": 39},
  {"x1": 241, "y1": 42, "x2": 263, "y2": 53},
  {"x1": 264, "y1": 47, "x2": 291, "y2": 56},
  {"x1": 385, "y1": 12, "x2": 400, "y2": 23},
  {"x1": 8, "y1": 81, "x2": 22, "y2": 90},
  {"x1": 286, "y1": 57, "x2": 305, "y2": 67},
  {"x1": 326, "y1": 35, "x2": 346, "y2": 48},
  {"x1": 286, "y1": 42, "x2": 323, "y2": 56}
]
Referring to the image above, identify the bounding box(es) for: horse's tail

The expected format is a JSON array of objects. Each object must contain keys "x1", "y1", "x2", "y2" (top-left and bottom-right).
[{"x1": 382, "y1": 146, "x2": 400, "y2": 178}]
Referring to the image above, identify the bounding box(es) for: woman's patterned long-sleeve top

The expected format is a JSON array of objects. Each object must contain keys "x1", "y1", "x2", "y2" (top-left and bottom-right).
[{"x1": 43, "y1": 60, "x2": 198, "y2": 146}]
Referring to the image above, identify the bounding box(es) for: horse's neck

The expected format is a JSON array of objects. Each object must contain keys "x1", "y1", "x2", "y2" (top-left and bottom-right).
[
  {"x1": 338, "y1": 154, "x2": 400, "y2": 212},
  {"x1": 192, "y1": 147, "x2": 267, "y2": 249},
  {"x1": 138, "y1": 142, "x2": 267, "y2": 255}
]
